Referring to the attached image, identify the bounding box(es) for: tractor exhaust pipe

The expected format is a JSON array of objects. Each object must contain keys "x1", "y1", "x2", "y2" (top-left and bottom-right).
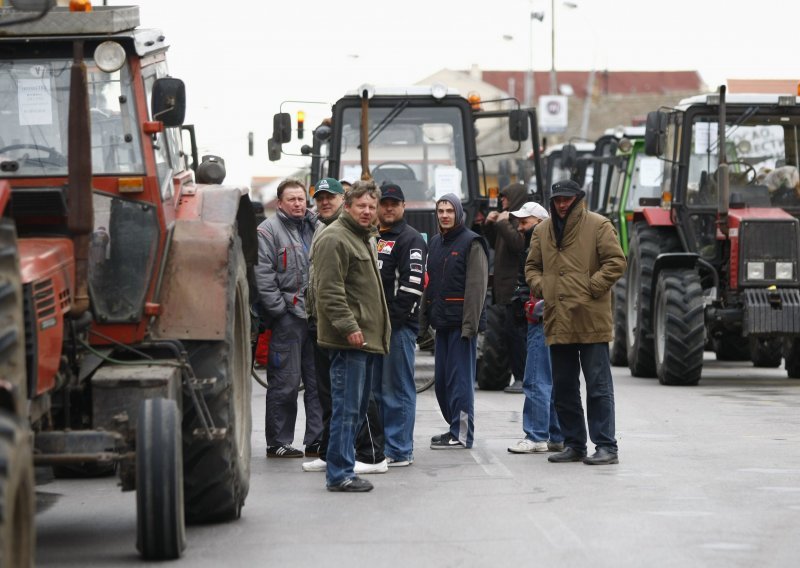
[
  {"x1": 358, "y1": 84, "x2": 374, "y2": 181},
  {"x1": 717, "y1": 85, "x2": 729, "y2": 237},
  {"x1": 67, "y1": 41, "x2": 93, "y2": 316}
]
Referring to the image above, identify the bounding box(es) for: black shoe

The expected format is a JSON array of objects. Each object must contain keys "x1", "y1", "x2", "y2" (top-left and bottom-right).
[
  {"x1": 430, "y1": 432, "x2": 467, "y2": 450},
  {"x1": 266, "y1": 444, "x2": 304, "y2": 458},
  {"x1": 327, "y1": 476, "x2": 374, "y2": 492},
  {"x1": 583, "y1": 448, "x2": 619, "y2": 465},
  {"x1": 430, "y1": 431, "x2": 450, "y2": 443},
  {"x1": 547, "y1": 447, "x2": 586, "y2": 463},
  {"x1": 304, "y1": 441, "x2": 322, "y2": 458},
  {"x1": 503, "y1": 380, "x2": 524, "y2": 393}
]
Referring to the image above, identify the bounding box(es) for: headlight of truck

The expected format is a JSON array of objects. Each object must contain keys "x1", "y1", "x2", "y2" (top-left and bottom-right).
[
  {"x1": 775, "y1": 262, "x2": 793, "y2": 280},
  {"x1": 747, "y1": 261, "x2": 765, "y2": 280}
]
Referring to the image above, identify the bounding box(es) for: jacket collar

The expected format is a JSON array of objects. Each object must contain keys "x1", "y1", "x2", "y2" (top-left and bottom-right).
[
  {"x1": 379, "y1": 218, "x2": 407, "y2": 237},
  {"x1": 339, "y1": 211, "x2": 374, "y2": 240}
]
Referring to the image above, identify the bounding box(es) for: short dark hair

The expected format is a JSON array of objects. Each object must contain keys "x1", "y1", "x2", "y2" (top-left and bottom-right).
[
  {"x1": 345, "y1": 179, "x2": 381, "y2": 206},
  {"x1": 277, "y1": 177, "x2": 306, "y2": 200}
]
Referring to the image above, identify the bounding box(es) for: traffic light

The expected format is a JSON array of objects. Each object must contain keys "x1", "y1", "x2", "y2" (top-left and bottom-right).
[{"x1": 297, "y1": 111, "x2": 305, "y2": 140}]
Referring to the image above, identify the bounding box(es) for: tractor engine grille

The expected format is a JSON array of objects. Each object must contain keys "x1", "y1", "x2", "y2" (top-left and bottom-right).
[{"x1": 739, "y1": 220, "x2": 800, "y2": 285}]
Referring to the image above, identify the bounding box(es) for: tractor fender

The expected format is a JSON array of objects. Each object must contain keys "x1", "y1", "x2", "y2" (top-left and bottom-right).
[
  {"x1": 152, "y1": 184, "x2": 257, "y2": 341},
  {"x1": 650, "y1": 252, "x2": 700, "y2": 317},
  {"x1": 634, "y1": 206, "x2": 673, "y2": 226}
]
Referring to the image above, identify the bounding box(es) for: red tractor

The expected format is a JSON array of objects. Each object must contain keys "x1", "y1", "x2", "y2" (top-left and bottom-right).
[
  {"x1": 0, "y1": 4, "x2": 256, "y2": 564},
  {"x1": 626, "y1": 85, "x2": 800, "y2": 385}
]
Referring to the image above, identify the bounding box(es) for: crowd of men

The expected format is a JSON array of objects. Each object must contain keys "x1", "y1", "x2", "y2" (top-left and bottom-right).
[{"x1": 255, "y1": 174, "x2": 626, "y2": 492}]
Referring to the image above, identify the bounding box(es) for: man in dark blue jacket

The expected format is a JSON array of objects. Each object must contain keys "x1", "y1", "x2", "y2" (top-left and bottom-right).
[
  {"x1": 374, "y1": 183, "x2": 427, "y2": 466},
  {"x1": 421, "y1": 194, "x2": 488, "y2": 449}
]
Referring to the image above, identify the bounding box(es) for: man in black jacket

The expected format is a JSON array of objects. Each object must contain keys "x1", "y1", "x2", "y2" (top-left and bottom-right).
[{"x1": 373, "y1": 183, "x2": 428, "y2": 466}]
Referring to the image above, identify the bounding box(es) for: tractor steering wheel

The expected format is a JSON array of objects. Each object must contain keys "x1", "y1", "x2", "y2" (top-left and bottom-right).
[
  {"x1": 0, "y1": 143, "x2": 68, "y2": 167},
  {"x1": 715, "y1": 160, "x2": 757, "y2": 185},
  {"x1": 372, "y1": 161, "x2": 416, "y2": 181}
]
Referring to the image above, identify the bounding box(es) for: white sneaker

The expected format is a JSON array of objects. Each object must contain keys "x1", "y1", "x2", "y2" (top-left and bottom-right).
[
  {"x1": 354, "y1": 459, "x2": 388, "y2": 474},
  {"x1": 507, "y1": 439, "x2": 548, "y2": 454},
  {"x1": 301, "y1": 458, "x2": 326, "y2": 472}
]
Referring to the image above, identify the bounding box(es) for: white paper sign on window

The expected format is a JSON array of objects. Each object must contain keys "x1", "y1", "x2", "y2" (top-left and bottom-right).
[
  {"x1": 638, "y1": 157, "x2": 663, "y2": 187},
  {"x1": 694, "y1": 122, "x2": 718, "y2": 155},
  {"x1": 434, "y1": 166, "x2": 462, "y2": 200},
  {"x1": 18, "y1": 79, "x2": 53, "y2": 126},
  {"x1": 342, "y1": 165, "x2": 362, "y2": 184}
]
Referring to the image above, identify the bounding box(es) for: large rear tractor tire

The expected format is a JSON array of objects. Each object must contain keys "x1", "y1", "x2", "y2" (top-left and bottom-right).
[
  {"x1": 0, "y1": 411, "x2": 35, "y2": 568},
  {"x1": 609, "y1": 277, "x2": 628, "y2": 366},
  {"x1": 713, "y1": 334, "x2": 750, "y2": 361},
  {"x1": 626, "y1": 224, "x2": 678, "y2": 377},
  {"x1": 749, "y1": 337, "x2": 783, "y2": 368},
  {"x1": 476, "y1": 303, "x2": 511, "y2": 390},
  {"x1": 785, "y1": 338, "x2": 800, "y2": 379},
  {"x1": 0, "y1": 218, "x2": 25, "y2": 395},
  {"x1": 183, "y1": 235, "x2": 252, "y2": 523},
  {"x1": 136, "y1": 398, "x2": 185, "y2": 560},
  {"x1": 653, "y1": 269, "x2": 705, "y2": 386}
]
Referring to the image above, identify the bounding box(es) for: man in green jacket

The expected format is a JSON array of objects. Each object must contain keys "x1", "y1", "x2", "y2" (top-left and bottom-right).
[
  {"x1": 525, "y1": 179, "x2": 626, "y2": 465},
  {"x1": 312, "y1": 180, "x2": 391, "y2": 492}
]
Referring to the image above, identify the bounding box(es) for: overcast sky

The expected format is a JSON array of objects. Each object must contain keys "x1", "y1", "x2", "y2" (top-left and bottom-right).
[{"x1": 112, "y1": 0, "x2": 799, "y2": 188}]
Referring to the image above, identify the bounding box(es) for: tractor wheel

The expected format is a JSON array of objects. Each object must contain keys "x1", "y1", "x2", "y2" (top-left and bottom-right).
[
  {"x1": 785, "y1": 338, "x2": 800, "y2": 379},
  {"x1": 749, "y1": 337, "x2": 783, "y2": 368},
  {"x1": 609, "y1": 276, "x2": 628, "y2": 366},
  {"x1": 0, "y1": 410, "x2": 35, "y2": 568},
  {"x1": 183, "y1": 234, "x2": 252, "y2": 523},
  {"x1": 0, "y1": 218, "x2": 25, "y2": 394},
  {"x1": 136, "y1": 398, "x2": 185, "y2": 560},
  {"x1": 653, "y1": 269, "x2": 705, "y2": 386},
  {"x1": 476, "y1": 303, "x2": 511, "y2": 390},
  {"x1": 713, "y1": 334, "x2": 750, "y2": 361},
  {"x1": 626, "y1": 224, "x2": 678, "y2": 377}
]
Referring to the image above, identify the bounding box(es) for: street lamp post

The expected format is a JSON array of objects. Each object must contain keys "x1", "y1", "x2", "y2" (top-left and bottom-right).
[
  {"x1": 550, "y1": 1, "x2": 578, "y2": 95},
  {"x1": 526, "y1": 11, "x2": 545, "y2": 107}
]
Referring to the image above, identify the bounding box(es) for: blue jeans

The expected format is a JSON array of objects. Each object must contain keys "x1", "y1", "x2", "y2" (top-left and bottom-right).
[
  {"x1": 522, "y1": 323, "x2": 563, "y2": 443},
  {"x1": 550, "y1": 343, "x2": 617, "y2": 454},
  {"x1": 374, "y1": 325, "x2": 417, "y2": 461},
  {"x1": 326, "y1": 349, "x2": 382, "y2": 486},
  {"x1": 433, "y1": 329, "x2": 476, "y2": 448}
]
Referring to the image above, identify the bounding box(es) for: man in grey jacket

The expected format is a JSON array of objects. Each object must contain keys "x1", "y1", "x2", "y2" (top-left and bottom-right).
[{"x1": 256, "y1": 177, "x2": 322, "y2": 458}]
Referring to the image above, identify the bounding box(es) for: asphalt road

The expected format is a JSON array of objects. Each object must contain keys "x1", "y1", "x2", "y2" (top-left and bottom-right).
[{"x1": 34, "y1": 353, "x2": 800, "y2": 567}]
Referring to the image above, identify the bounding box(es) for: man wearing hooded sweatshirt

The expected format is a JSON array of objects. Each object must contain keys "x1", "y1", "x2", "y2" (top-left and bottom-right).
[
  {"x1": 525, "y1": 179, "x2": 626, "y2": 465},
  {"x1": 482, "y1": 182, "x2": 531, "y2": 393},
  {"x1": 422, "y1": 194, "x2": 488, "y2": 449},
  {"x1": 256, "y1": 177, "x2": 323, "y2": 458}
]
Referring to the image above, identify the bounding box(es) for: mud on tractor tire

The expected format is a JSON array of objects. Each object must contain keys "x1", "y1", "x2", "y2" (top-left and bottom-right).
[
  {"x1": 626, "y1": 224, "x2": 678, "y2": 377},
  {"x1": 182, "y1": 235, "x2": 252, "y2": 523},
  {"x1": 653, "y1": 269, "x2": 705, "y2": 386},
  {"x1": 0, "y1": 411, "x2": 35, "y2": 568}
]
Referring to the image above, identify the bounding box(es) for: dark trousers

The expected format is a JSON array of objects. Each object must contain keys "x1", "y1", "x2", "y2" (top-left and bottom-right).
[
  {"x1": 433, "y1": 328, "x2": 477, "y2": 448},
  {"x1": 504, "y1": 303, "x2": 528, "y2": 383},
  {"x1": 311, "y1": 332, "x2": 384, "y2": 464},
  {"x1": 549, "y1": 343, "x2": 617, "y2": 454}
]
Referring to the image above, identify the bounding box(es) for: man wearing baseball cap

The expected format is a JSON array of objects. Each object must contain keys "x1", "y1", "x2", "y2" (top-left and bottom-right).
[
  {"x1": 507, "y1": 201, "x2": 565, "y2": 455},
  {"x1": 373, "y1": 183, "x2": 427, "y2": 466},
  {"x1": 525, "y1": 179, "x2": 626, "y2": 465}
]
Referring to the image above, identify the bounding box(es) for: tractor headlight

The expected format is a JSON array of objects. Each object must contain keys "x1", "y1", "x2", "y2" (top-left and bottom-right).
[
  {"x1": 747, "y1": 261, "x2": 765, "y2": 280},
  {"x1": 94, "y1": 41, "x2": 126, "y2": 73},
  {"x1": 775, "y1": 262, "x2": 794, "y2": 280}
]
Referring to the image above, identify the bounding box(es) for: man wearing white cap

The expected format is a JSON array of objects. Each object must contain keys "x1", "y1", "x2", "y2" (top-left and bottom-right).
[{"x1": 506, "y1": 202, "x2": 565, "y2": 454}]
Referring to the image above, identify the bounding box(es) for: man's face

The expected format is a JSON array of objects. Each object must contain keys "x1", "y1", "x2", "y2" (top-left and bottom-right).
[
  {"x1": 437, "y1": 202, "x2": 457, "y2": 231},
  {"x1": 516, "y1": 216, "x2": 541, "y2": 233},
  {"x1": 278, "y1": 185, "x2": 307, "y2": 219},
  {"x1": 378, "y1": 198, "x2": 405, "y2": 227},
  {"x1": 314, "y1": 191, "x2": 344, "y2": 220},
  {"x1": 345, "y1": 193, "x2": 378, "y2": 228},
  {"x1": 553, "y1": 195, "x2": 577, "y2": 219}
]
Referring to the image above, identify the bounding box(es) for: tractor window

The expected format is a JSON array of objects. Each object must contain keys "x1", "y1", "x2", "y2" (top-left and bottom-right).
[
  {"x1": 88, "y1": 193, "x2": 159, "y2": 323},
  {"x1": 339, "y1": 106, "x2": 468, "y2": 202},
  {"x1": 626, "y1": 155, "x2": 663, "y2": 210},
  {"x1": 0, "y1": 57, "x2": 144, "y2": 177},
  {"x1": 142, "y1": 61, "x2": 184, "y2": 201}
]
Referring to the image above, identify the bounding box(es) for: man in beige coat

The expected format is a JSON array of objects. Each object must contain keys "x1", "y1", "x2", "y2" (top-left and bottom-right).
[{"x1": 526, "y1": 179, "x2": 626, "y2": 465}]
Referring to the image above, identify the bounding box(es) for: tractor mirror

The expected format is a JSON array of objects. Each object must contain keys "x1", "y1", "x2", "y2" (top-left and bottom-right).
[
  {"x1": 561, "y1": 144, "x2": 578, "y2": 170},
  {"x1": 644, "y1": 111, "x2": 667, "y2": 156},
  {"x1": 151, "y1": 78, "x2": 186, "y2": 127},
  {"x1": 268, "y1": 138, "x2": 282, "y2": 161},
  {"x1": 508, "y1": 110, "x2": 529, "y2": 142},
  {"x1": 273, "y1": 113, "x2": 292, "y2": 144}
]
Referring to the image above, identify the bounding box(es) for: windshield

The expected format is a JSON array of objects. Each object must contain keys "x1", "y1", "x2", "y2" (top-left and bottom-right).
[
  {"x1": 340, "y1": 105, "x2": 468, "y2": 202},
  {"x1": 0, "y1": 57, "x2": 143, "y2": 177},
  {"x1": 686, "y1": 111, "x2": 800, "y2": 209}
]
